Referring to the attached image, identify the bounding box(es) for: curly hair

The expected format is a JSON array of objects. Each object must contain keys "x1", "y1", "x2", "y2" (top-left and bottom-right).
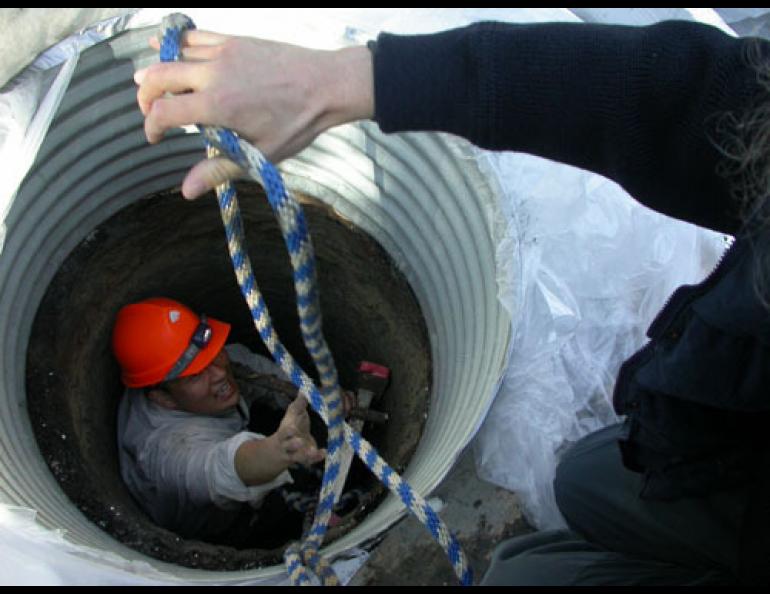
[{"x1": 714, "y1": 39, "x2": 770, "y2": 306}]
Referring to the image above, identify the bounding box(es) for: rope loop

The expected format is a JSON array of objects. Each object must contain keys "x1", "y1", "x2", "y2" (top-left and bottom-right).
[{"x1": 159, "y1": 13, "x2": 473, "y2": 586}]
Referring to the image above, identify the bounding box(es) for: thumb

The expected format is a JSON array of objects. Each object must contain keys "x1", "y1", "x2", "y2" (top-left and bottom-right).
[
  {"x1": 289, "y1": 396, "x2": 308, "y2": 414},
  {"x1": 279, "y1": 397, "x2": 306, "y2": 427},
  {"x1": 182, "y1": 156, "x2": 244, "y2": 200}
]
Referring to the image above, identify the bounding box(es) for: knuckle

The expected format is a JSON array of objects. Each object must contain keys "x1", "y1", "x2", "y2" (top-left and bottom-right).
[
  {"x1": 148, "y1": 97, "x2": 170, "y2": 124},
  {"x1": 143, "y1": 61, "x2": 171, "y2": 86}
]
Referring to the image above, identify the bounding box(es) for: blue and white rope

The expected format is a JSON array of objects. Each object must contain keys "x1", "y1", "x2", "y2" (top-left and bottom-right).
[{"x1": 160, "y1": 14, "x2": 473, "y2": 587}]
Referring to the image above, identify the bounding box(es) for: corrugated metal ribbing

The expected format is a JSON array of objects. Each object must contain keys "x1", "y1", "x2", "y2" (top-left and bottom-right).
[{"x1": 0, "y1": 25, "x2": 510, "y2": 580}]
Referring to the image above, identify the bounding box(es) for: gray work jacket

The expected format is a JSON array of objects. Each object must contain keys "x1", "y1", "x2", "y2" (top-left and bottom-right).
[{"x1": 116, "y1": 344, "x2": 293, "y2": 539}]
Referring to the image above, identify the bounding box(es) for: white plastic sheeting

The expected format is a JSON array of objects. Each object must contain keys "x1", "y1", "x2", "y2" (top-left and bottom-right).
[
  {"x1": 0, "y1": 505, "x2": 367, "y2": 586},
  {"x1": 475, "y1": 153, "x2": 727, "y2": 528},
  {"x1": 0, "y1": 6, "x2": 752, "y2": 584}
]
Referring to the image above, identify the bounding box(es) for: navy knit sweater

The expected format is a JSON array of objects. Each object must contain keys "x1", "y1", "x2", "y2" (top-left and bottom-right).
[{"x1": 372, "y1": 20, "x2": 767, "y2": 235}]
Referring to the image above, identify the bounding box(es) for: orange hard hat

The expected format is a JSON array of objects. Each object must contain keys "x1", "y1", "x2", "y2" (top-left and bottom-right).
[{"x1": 112, "y1": 297, "x2": 231, "y2": 388}]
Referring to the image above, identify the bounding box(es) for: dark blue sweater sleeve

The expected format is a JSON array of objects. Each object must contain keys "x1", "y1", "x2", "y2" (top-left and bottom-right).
[{"x1": 372, "y1": 21, "x2": 770, "y2": 236}]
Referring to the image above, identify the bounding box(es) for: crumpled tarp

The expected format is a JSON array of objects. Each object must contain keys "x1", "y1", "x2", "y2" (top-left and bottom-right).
[{"x1": 474, "y1": 151, "x2": 727, "y2": 528}]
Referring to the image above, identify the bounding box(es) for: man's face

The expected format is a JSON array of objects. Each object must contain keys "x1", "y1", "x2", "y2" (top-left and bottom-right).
[{"x1": 165, "y1": 348, "x2": 240, "y2": 415}]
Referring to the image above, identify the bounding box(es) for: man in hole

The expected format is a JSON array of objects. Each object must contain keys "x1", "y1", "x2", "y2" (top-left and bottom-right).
[{"x1": 112, "y1": 296, "x2": 354, "y2": 548}]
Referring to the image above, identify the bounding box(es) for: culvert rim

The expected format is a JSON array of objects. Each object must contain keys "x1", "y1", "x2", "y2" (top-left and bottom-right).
[{"x1": 0, "y1": 25, "x2": 511, "y2": 581}]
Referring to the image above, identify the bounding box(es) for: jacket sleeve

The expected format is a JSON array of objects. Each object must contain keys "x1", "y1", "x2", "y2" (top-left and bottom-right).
[
  {"x1": 127, "y1": 427, "x2": 289, "y2": 537},
  {"x1": 372, "y1": 20, "x2": 770, "y2": 235},
  {"x1": 151, "y1": 426, "x2": 291, "y2": 511},
  {"x1": 201, "y1": 431, "x2": 293, "y2": 508}
]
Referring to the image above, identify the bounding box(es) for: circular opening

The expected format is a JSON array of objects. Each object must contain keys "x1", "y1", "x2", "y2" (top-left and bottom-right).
[
  {"x1": 5, "y1": 26, "x2": 511, "y2": 580},
  {"x1": 25, "y1": 183, "x2": 431, "y2": 570}
]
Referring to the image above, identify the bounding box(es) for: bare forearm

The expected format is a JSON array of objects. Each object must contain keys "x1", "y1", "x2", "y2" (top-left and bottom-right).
[
  {"x1": 234, "y1": 435, "x2": 289, "y2": 486},
  {"x1": 234, "y1": 396, "x2": 325, "y2": 486}
]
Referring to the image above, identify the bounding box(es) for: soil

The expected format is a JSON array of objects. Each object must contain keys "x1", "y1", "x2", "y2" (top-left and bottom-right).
[{"x1": 25, "y1": 183, "x2": 431, "y2": 571}]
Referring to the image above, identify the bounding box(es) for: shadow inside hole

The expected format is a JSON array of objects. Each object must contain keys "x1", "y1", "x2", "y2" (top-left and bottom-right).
[{"x1": 25, "y1": 183, "x2": 431, "y2": 570}]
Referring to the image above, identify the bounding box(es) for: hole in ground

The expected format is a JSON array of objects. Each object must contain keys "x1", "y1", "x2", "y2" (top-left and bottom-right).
[{"x1": 26, "y1": 183, "x2": 431, "y2": 570}]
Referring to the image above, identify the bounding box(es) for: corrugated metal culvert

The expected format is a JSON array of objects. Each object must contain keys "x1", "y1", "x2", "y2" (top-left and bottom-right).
[{"x1": 0, "y1": 25, "x2": 510, "y2": 581}]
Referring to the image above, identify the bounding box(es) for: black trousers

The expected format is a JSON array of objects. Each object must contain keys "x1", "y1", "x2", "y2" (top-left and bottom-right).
[{"x1": 481, "y1": 423, "x2": 748, "y2": 586}]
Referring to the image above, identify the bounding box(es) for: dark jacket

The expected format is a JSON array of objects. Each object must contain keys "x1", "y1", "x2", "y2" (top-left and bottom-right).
[
  {"x1": 614, "y1": 236, "x2": 770, "y2": 500},
  {"x1": 372, "y1": 20, "x2": 770, "y2": 583}
]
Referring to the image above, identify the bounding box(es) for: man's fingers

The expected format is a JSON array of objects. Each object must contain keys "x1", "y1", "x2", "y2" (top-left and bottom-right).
[
  {"x1": 136, "y1": 61, "x2": 209, "y2": 116},
  {"x1": 148, "y1": 35, "x2": 225, "y2": 61},
  {"x1": 286, "y1": 441, "x2": 326, "y2": 465},
  {"x1": 145, "y1": 44, "x2": 222, "y2": 62},
  {"x1": 285, "y1": 437, "x2": 321, "y2": 455},
  {"x1": 288, "y1": 396, "x2": 308, "y2": 414},
  {"x1": 178, "y1": 44, "x2": 225, "y2": 62},
  {"x1": 182, "y1": 157, "x2": 244, "y2": 199},
  {"x1": 183, "y1": 29, "x2": 232, "y2": 47},
  {"x1": 149, "y1": 30, "x2": 230, "y2": 50},
  {"x1": 143, "y1": 89, "x2": 216, "y2": 143}
]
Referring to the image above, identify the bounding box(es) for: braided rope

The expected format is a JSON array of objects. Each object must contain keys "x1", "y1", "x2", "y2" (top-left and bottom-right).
[{"x1": 160, "y1": 14, "x2": 473, "y2": 586}]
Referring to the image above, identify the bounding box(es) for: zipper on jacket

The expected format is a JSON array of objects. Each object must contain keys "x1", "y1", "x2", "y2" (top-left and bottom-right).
[
  {"x1": 646, "y1": 235, "x2": 740, "y2": 339},
  {"x1": 614, "y1": 235, "x2": 740, "y2": 413}
]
